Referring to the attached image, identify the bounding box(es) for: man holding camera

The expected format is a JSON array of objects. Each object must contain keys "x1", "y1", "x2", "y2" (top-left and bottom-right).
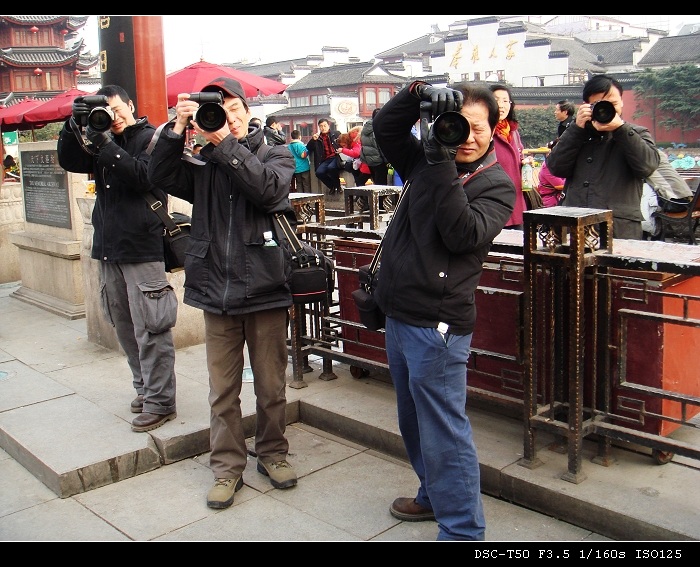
[
  {"x1": 57, "y1": 85, "x2": 178, "y2": 433},
  {"x1": 547, "y1": 74, "x2": 660, "y2": 240},
  {"x1": 147, "y1": 77, "x2": 297, "y2": 510},
  {"x1": 373, "y1": 81, "x2": 515, "y2": 540}
]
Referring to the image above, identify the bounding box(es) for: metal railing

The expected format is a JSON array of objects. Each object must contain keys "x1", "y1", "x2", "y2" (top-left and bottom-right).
[{"x1": 288, "y1": 208, "x2": 700, "y2": 481}]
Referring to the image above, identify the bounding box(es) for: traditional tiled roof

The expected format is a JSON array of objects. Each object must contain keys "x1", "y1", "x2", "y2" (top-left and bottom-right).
[
  {"x1": 0, "y1": 16, "x2": 89, "y2": 31},
  {"x1": 548, "y1": 37, "x2": 605, "y2": 73},
  {"x1": 638, "y1": 34, "x2": 700, "y2": 66},
  {"x1": 375, "y1": 33, "x2": 446, "y2": 60},
  {"x1": 286, "y1": 62, "x2": 405, "y2": 92},
  {"x1": 584, "y1": 38, "x2": 647, "y2": 66},
  {"x1": 0, "y1": 44, "x2": 85, "y2": 68}
]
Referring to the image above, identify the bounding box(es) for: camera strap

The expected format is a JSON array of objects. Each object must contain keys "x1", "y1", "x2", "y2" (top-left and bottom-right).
[
  {"x1": 68, "y1": 117, "x2": 98, "y2": 157},
  {"x1": 146, "y1": 119, "x2": 207, "y2": 166}
]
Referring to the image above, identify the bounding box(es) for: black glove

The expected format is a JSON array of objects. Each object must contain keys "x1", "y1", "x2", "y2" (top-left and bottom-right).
[
  {"x1": 422, "y1": 117, "x2": 457, "y2": 165},
  {"x1": 71, "y1": 96, "x2": 90, "y2": 125},
  {"x1": 85, "y1": 126, "x2": 111, "y2": 149},
  {"x1": 415, "y1": 83, "x2": 464, "y2": 119}
]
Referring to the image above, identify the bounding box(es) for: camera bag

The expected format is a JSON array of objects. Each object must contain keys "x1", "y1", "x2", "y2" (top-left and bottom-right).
[
  {"x1": 274, "y1": 212, "x2": 333, "y2": 304},
  {"x1": 143, "y1": 192, "x2": 191, "y2": 273},
  {"x1": 352, "y1": 263, "x2": 385, "y2": 331}
]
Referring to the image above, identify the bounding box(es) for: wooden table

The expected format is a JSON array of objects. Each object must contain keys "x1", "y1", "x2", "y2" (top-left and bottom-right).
[
  {"x1": 342, "y1": 185, "x2": 401, "y2": 229},
  {"x1": 290, "y1": 192, "x2": 325, "y2": 225}
]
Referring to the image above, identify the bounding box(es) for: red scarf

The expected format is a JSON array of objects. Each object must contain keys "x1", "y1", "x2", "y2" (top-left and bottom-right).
[{"x1": 495, "y1": 119, "x2": 511, "y2": 143}]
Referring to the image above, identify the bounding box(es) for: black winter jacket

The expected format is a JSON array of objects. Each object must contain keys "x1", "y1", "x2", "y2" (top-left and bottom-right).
[
  {"x1": 373, "y1": 84, "x2": 516, "y2": 335},
  {"x1": 264, "y1": 125, "x2": 286, "y2": 146},
  {"x1": 57, "y1": 117, "x2": 167, "y2": 263},
  {"x1": 147, "y1": 123, "x2": 296, "y2": 315},
  {"x1": 547, "y1": 121, "x2": 659, "y2": 223}
]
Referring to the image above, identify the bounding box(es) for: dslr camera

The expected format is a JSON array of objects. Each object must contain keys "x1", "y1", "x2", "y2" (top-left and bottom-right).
[
  {"x1": 189, "y1": 92, "x2": 227, "y2": 132},
  {"x1": 76, "y1": 95, "x2": 115, "y2": 133},
  {"x1": 419, "y1": 101, "x2": 470, "y2": 147},
  {"x1": 590, "y1": 100, "x2": 616, "y2": 124}
]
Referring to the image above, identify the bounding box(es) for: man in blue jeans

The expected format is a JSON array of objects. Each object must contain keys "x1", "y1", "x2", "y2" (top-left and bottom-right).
[
  {"x1": 373, "y1": 81, "x2": 515, "y2": 540},
  {"x1": 307, "y1": 117, "x2": 342, "y2": 194}
]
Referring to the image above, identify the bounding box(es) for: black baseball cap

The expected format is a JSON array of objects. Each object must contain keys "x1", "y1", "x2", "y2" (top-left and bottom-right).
[{"x1": 202, "y1": 77, "x2": 246, "y2": 102}]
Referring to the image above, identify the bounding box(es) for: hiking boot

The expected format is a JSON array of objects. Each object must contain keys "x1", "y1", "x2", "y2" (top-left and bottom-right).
[
  {"x1": 130, "y1": 394, "x2": 144, "y2": 413},
  {"x1": 390, "y1": 497, "x2": 436, "y2": 522},
  {"x1": 207, "y1": 476, "x2": 243, "y2": 509},
  {"x1": 256, "y1": 457, "x2": 297, "y2": 489},
  {"x1": 131, "y1": 411, "x2": 176, "y2": 432}
]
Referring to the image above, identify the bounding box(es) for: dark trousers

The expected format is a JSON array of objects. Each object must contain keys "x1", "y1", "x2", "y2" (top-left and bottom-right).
[
  {"x1": 369, "y1": 163, "x2": 389, "y2": 185},
  {"x1": 315, "y1": 156, "x2": 341, "y2": 193}
]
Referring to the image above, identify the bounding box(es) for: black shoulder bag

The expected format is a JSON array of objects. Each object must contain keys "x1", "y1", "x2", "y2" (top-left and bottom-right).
[
  {"x1": 351, "y1": 180, "x2": 408, "y2": 331},
  {"x1": 143, "y1": 192, "x2": 191, "y2": 273},
  {"x1": 274, "y1": 212, "x2": 333, "y2": 304}
]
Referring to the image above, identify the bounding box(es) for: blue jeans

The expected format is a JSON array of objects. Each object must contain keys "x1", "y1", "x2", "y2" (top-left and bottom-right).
[
  {"x1": 385, "y1": 316, "x2": 485, "y2": 541},
  {"x1": 315, "y1": 155, "x2": 341, "y2": 192}
]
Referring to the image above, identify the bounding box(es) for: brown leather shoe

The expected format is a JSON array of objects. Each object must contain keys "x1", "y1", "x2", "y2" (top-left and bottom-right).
[
  {"x1": 130, "y1": 395, "x2": 144, "y2": 414},
  {"x1": 390, "y1": 497, "x2": 435, "y2": 522},
  {"x1": 131, "y1": 412, "x2": 176, "y2": 432}
]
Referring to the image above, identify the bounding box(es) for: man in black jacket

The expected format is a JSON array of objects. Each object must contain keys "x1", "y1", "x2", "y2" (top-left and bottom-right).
[
  {"x1": 374, "y1": 81, "x2": 515, "y2": 540},
  {"x1": 307, "y1": 118, "x2": 342, "y2": 195},
  {"x1": 57, "y1": 85, "x2": 177, "y2": 433},
  {"x1": 263, "y1": 115, "x2": 286, "y2": 146},
  {"x1": 147, "y1": 77, "x2": 297, "y2": 510}
]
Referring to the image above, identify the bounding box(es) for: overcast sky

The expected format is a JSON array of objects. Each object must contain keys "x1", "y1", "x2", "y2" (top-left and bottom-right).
[{"x1": 82, "y1": 15, "x2": 697, "y2": 74}]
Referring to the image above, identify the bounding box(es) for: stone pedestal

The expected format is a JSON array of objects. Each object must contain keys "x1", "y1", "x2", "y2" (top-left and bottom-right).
[
  {"x1": 0, "y1": 180, "x2": 24, "y2": 284},
  {"x1": 9, "y1": 141, "x2": 85, "y2": 319}
]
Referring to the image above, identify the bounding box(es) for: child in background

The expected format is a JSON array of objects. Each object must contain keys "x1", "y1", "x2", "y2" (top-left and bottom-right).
[{"x1": 537, "y1": 158, "x2": 566, "y2": 207}]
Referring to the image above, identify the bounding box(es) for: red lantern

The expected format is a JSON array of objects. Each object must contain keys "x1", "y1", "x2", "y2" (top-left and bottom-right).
[
  {"x1": 60, "y1": 29, "x2": 68, "y2": 36},
  {"x1": 73, "y1": 69, "x2": 81, "y2": 76},
  {"x1": 29, "y1": 26, "x2": 39, "y2": 33},
  {"x1": 33, "y1": 68, "x2": 42, "y2": 76}
]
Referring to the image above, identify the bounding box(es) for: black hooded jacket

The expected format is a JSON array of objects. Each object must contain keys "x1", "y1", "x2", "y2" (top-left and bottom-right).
[
  {"x1": 147, "y1": 123, "x2": 296, "y2": 315},
  {"x1": 57, "y1": 117, "x2": 167, "y2": 263}
]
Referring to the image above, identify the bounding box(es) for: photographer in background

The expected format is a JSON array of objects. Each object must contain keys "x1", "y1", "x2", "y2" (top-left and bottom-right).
[
  {"x1": 548, "y1": 99, "x2": 575, "y2": 148},
  {"x1": 57, "y1": 85, "x2": 178, "y2": 433},
  {"x1": 373, "y1": 81, "x2": 515, "y2": 540},
  {"x1": 264, "y1": 115, "x2": 286, "y2": 146},
  {"x1": 547, "y1": 74, "x2": 660, "y2": 239}
]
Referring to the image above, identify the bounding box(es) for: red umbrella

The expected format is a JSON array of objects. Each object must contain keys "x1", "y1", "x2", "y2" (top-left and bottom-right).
[
  {"x1": 0, "y1": 98, "x2": 43, "y2": 131},
  {"x1": 23, "y1": 87, "x2": 90, "y2": 127},
  {"x1": 166, "y1": 60, "x2": 287, "y2": 107}
]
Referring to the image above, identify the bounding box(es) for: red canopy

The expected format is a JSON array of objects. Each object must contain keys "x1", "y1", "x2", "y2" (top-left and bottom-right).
[
  {"x1": 166, "y1": 60, "x2": 287, "y2": 107},
  {"x1": 23, "y1": 87, "x2": 90, "y2": 127},
  {"x1": 0, "y1": 98, "x2": 43, "y2": 131}
]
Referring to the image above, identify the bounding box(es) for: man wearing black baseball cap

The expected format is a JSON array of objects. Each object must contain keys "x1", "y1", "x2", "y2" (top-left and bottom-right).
[{"x1": 148, "y1": 77, "x2": 298, "y2": 509}]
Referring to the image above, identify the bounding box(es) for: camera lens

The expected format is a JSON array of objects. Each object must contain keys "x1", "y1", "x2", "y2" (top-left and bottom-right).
[
  {"x1": 432, "y1": 112, "x2": 470, "y2": 147},
  {"x1": 194, "y1": 103, "x2": 228, "y2": 132},
  {"x1": 87, "y1": 107, "x2": 114, "y2": 132},
  {"x1": 591, "y1": 100, "x2": 615, "y2": 124}
]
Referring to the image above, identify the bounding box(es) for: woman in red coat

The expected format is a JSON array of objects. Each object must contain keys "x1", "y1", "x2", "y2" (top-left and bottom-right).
[{"x1": 490, "y1": 84, "x2": 527, "y2": 229}]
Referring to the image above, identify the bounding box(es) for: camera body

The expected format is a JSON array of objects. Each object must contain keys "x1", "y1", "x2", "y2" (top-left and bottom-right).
[
  {"x1": 419, "y1": 101, "x2": 470, "y2": 147},
  {"x1": 590, "y1": 100, "x2": 616, "y2": 124},
  {"x1": 76, "y1": 95, "x2": 115, "y2": 133},
  {"x1": 189, "y1": 92, "x2": 227, "y2": 132}
]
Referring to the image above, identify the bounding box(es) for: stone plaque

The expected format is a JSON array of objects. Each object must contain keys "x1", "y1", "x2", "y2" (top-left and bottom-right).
[{"x1": 21, "y1": 149, "x2": 71, "y2": 229}]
